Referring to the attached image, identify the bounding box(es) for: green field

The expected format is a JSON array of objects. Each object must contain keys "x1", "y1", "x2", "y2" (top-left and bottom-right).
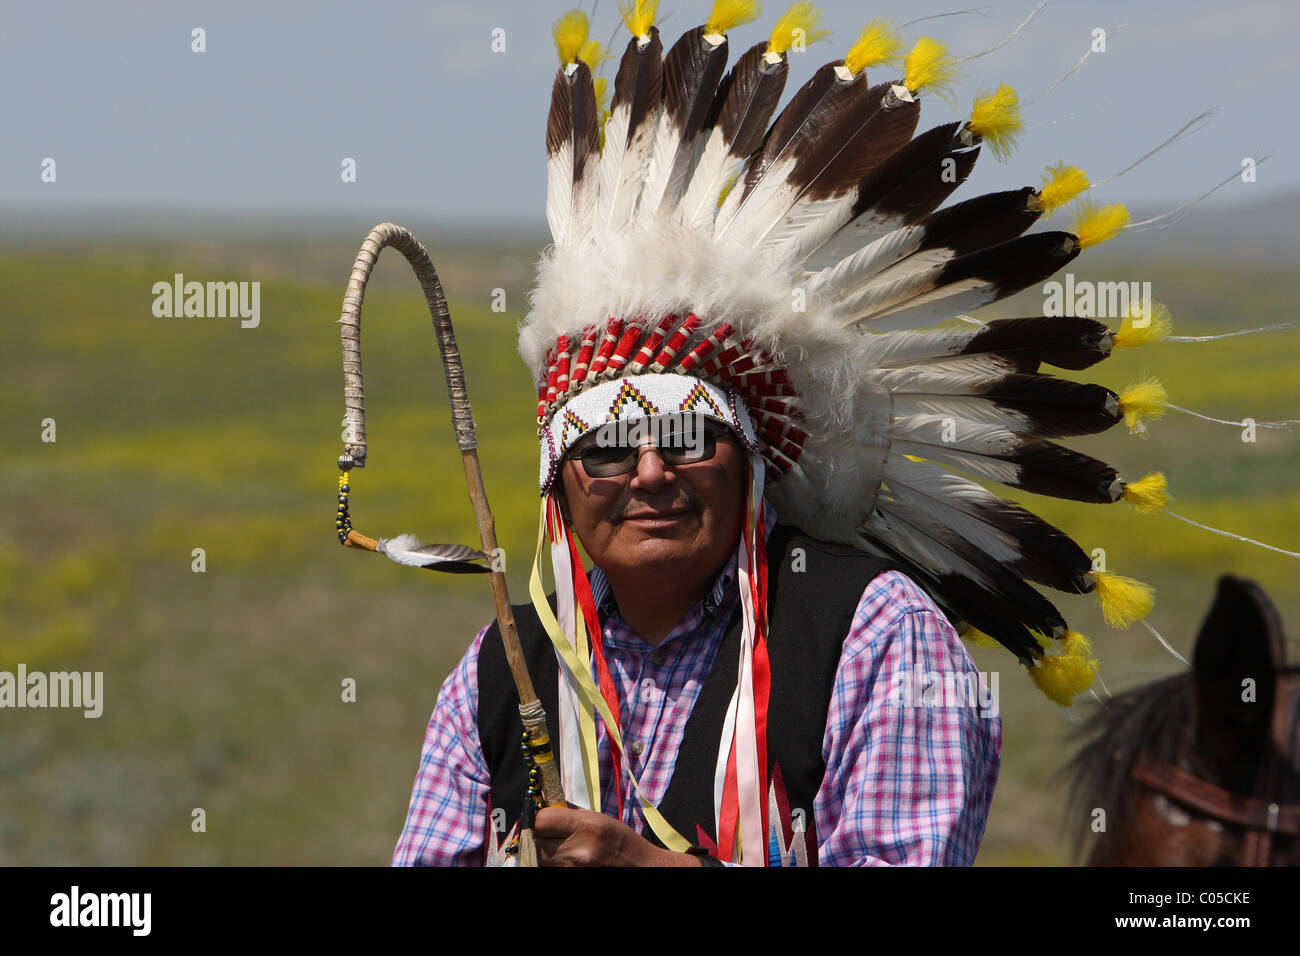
[{"x1": 2, "y1": 233, "x2": 1297, "y2": 865}]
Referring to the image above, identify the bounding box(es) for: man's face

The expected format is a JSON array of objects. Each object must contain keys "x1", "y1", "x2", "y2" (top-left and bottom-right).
[{"x1": 558, "y1": 415, "x2": 748, "y2": 586}]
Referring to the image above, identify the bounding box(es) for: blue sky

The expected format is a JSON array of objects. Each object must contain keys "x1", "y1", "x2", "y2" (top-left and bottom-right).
[{"x1": 3, "y1": 0, "x2": 1295, "y2": 226}]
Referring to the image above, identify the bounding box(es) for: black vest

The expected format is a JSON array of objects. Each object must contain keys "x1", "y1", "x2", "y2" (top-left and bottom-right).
[{"x1": 476, "y1": 524, "x2": 894, "y2": 865}]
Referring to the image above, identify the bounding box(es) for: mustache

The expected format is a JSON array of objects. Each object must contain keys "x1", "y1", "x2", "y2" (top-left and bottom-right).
[{"x1": 609, "y1": 490, "x2": 701, "y2": 523}]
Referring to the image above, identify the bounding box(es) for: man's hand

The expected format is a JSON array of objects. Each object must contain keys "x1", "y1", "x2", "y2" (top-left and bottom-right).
[{"x1": 533, "y1": 806, "x2": 704, "y2": 867}]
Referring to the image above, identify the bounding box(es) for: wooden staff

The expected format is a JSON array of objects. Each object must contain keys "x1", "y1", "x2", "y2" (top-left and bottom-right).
[{"x1": 336, "y1": 222, "x2": 563, "y2": 865}]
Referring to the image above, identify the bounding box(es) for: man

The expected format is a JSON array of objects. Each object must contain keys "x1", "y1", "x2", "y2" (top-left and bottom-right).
[
  {"x1": 394, "y1": 410, "x2": 1001, "y2": 866},
  {"x1": 390, "y1": 1, "x2": 1133, "y2": 866}
]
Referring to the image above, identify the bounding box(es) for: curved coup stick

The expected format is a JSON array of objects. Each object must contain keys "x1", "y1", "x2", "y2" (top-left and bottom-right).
[{"x1": 336, "y1": 223, "x2": 564, "y2": 860}]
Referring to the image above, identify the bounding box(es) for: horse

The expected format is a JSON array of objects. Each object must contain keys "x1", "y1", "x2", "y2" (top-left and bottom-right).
[{"x1": 1062, "y1": 575, "x2": 1300, "y2": 865}]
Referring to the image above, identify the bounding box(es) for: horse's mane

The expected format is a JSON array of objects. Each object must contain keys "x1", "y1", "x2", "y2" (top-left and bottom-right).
[{"x1": 1058, "y1": 672, "x2": 1191, "y2": 862}]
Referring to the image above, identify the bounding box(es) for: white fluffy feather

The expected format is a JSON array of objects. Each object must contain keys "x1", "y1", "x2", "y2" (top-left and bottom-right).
[{"x1": 522, "y1": 218, "x2": 862, "y2": 431}]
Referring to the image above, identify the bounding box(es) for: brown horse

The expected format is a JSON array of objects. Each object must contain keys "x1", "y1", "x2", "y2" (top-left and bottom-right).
[{"x1": 1063, "y1": 575, "x2": 1300, "y2": 865}]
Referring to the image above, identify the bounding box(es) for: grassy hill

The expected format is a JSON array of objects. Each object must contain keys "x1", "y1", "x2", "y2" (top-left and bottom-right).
[{"x1": 2, "y1": 235, "x2": 1296, "y2": 864}]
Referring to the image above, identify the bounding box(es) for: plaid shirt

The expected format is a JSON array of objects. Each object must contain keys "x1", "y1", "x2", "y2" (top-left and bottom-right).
[{"x1": 393, "y1": 519, "x2": 1001, "y2": 866}]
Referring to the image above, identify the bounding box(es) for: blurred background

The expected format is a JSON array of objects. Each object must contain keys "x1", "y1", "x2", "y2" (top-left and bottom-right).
[{"x1": 2, "y1": 0, "x2": 1296, "y2": 865}]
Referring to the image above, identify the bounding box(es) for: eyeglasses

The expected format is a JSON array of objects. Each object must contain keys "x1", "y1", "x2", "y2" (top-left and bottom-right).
[{"x1": 568, "y1": 423, "x2": 731, "y2": 478}]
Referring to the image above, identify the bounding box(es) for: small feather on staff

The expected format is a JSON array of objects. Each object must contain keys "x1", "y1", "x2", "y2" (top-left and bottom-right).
[{"x1": 377, "y1": 535, "x2": 492, "y2": 573}]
